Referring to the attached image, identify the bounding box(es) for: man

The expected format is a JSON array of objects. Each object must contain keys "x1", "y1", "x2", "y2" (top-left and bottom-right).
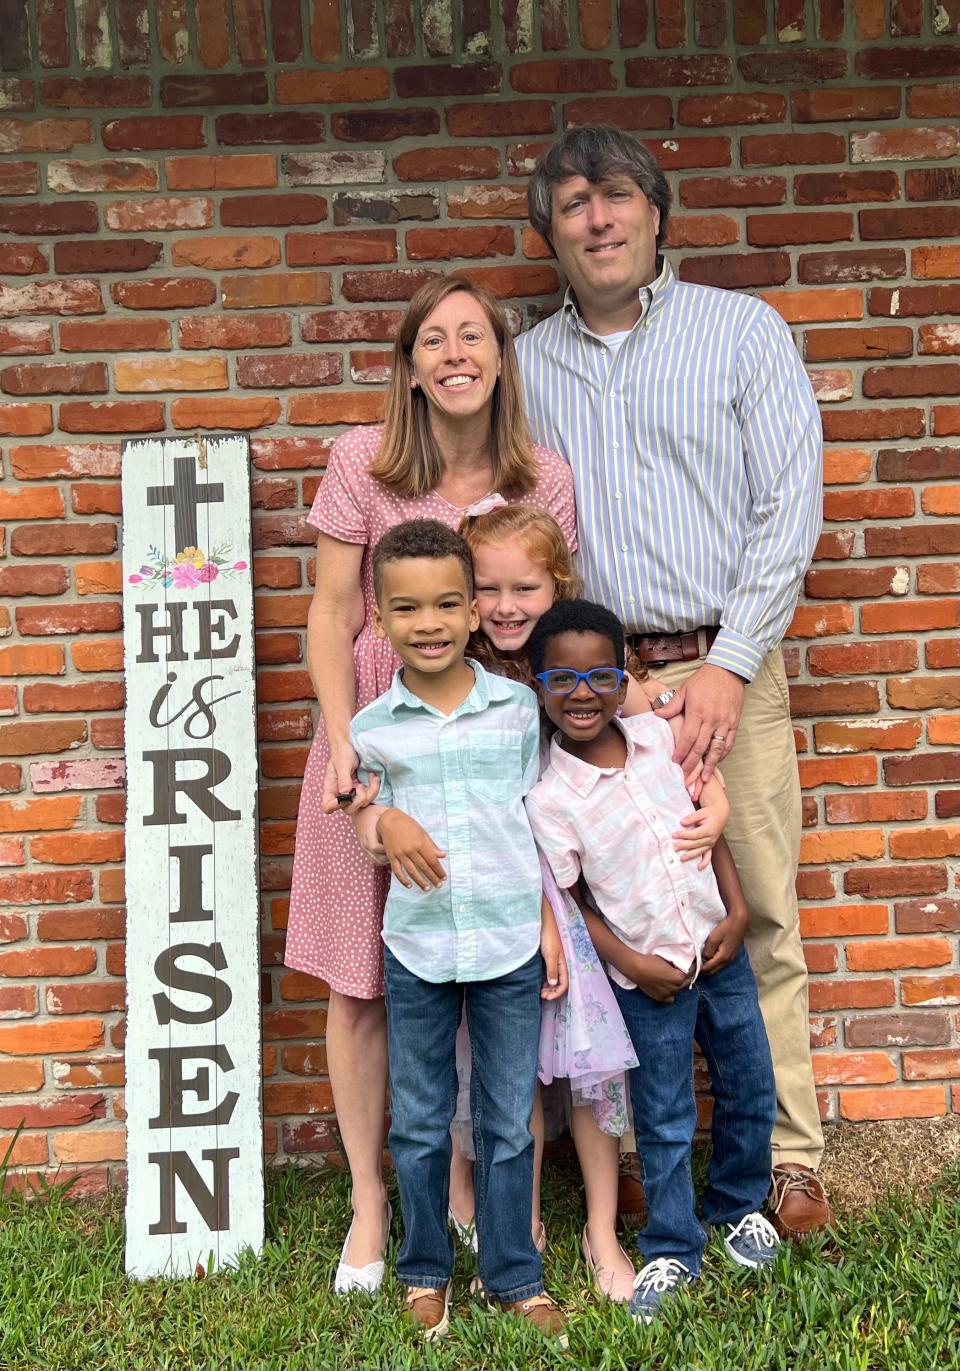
[{"x1": 516, "y1": 125, "x2": 831, "y2": 1239}]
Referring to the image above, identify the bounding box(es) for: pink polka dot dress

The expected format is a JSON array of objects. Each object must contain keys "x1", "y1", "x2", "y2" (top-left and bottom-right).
[{"x1": 285, "y1": 424, "x2": 577, "y2": 999}]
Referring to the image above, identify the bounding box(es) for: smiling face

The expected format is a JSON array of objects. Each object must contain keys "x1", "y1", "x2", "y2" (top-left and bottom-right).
[
  {"x1": 374, "y1": 554, "x2": 479, "y2": 685},
  {"x1": 549, "y1": 174, "x2": 661, "y2": 330},
  {"x1": 410, "y1": 291, "x2": 502, "y2": 423},
  {"x1": 473, "y1": 538, "x2": 556, "y2": 656},
  {"x1": 538, "y1": 629, "x2": 627, "y2": 750}
]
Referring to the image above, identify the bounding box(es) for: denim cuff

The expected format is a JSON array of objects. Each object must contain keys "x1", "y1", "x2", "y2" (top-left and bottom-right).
[
  {"x1": 400, "y1": 1275, "x2": 451, "y2": 1292},
  {"x1": 487, "y1": 1279, "x2": 544, "y2": 1304}
]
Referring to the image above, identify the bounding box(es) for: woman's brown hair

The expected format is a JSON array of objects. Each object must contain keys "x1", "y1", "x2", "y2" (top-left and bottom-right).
[{"x1": 369, "y1": 277, "x2": 539, "y2": 500}]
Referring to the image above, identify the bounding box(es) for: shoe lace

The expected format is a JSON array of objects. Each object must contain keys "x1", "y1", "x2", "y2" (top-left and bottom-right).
[
  {"x1": 635, "y1": 1258, "x2": 690, "y2": 1297},
  {"x1": 771, "y1": 1167, "x2": 823, "y2": 1206},
  {"x1": 729, "y1": 1212, "x2": 778, "y2": 1249},
  {"x1": 521, "y1": 1294, "x2": 559, "y2": 1313},
  {"x1": 405, "y1": 1286, "x2": 439, "y2": 1306}
]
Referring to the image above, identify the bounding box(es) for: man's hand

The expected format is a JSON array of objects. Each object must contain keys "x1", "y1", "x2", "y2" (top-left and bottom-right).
[
  {"x1": 700, "y1": 906, "x2": 749, "y2": 976},
  {"x1": 377, "y1": 808, "x2": 447, "y2": 890},
  {"x1": 656, "y1": 662, "x2": 745, "y2": 784},
  {"x1": 627, "y1": 952, "x2": 695, "y2": 1003},
  {"x1": 540, "y1": 896, "x2": 569, "y2": 1002}
]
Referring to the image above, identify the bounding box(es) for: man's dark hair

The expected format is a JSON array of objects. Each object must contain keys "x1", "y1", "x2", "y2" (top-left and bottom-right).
[
  {"x1": 528, "y1": 598, "x2": 626, "y2": 676},
  {"x1": 528, "y1": 125, "x2": 672, "y2": 252},
  {"x1": 372, "y1": 518, "x2": 474, "y2": 602}
]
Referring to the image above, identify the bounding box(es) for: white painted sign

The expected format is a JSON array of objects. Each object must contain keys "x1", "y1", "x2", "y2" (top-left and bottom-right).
[{"x1": 121, "y1": 434, "x2": 264, "y2": 1279}]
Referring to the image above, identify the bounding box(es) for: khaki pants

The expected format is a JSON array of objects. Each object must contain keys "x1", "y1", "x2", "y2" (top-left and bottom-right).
[{"x1": 626, "y1": 648, "x2": 823, "y2": 1168}]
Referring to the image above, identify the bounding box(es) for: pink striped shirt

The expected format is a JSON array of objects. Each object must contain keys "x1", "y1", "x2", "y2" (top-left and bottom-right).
[{"x1": 525, "y1": 713, "x2": 726, "y2": 991}]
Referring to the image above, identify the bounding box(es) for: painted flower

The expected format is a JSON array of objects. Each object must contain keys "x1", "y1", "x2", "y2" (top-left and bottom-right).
[
  {"x1": 233, "y1": 560, "x2": 247, "y2": 571},
  {"x1": 171, "y1": 561, "x2": 202, "y2": 589},
  {"x1": 176, "y1": 546, "x2": 206, "y2": 568},
  {"x1": 196, "y1": 561, "x2": 219, "y2": 583},
  {"x1": 128, "y1": 574, "x2": 143, "y2": 584}
]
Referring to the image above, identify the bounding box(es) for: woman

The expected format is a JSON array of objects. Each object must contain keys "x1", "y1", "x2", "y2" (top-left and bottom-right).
[{"x1": 285, "y1": 276, "x2": 576, "y2": 1292}]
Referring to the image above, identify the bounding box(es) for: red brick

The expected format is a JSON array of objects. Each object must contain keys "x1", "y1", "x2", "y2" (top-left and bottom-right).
[
  {"x1": 59, "y1": 401, "x2": 164, "y2": 434},
  {"x1": 0, "y1": 1059, "x2": 43, "y2": 1092},
  {"x1": 741, "y1": 132, "x2": 844, "y2": 166},
  {"x1": 113, "y1": 356, "x2": 228, "y2": 393},
  {"x1": 47, "y1": 158, "x2": 158, "y2": 195},
  {"x1": 847, "y1": 937, "x2": 953, "y2": 972},
  {"x1": 933, "y1": 406, "x2": 960, "y2": 437},
  {"x1": 908, "y1": 83, "x2": 960, "y2": 118},
  {"x1": 808, "y1": 979, "x2": 895, "y2": 1011},
  {"x1": 889, "y1": 825, "x2": 960, "y2": 861},
  {"x1": 179, "y1": 315, "x2": 291, "y2": 349},
  {"x1": 789, "y1": 681, "x2": 881, "y2": 716},
  {"x1": 340, "y1": 268, "x2": 441, "y2": 302},
  {"x1": 509, "y1": 59, "x2": 616, "y2": 93},
  {"x1": 928, "y1": 639, "x2": 960, "y2": 669},
  {"x1": 906, "y1": 167, "x2": 960, "y2": 202},
  {"x1": 679, "y1": 176, "x2": 786, "y2": 209},
  {"x1": 0, "y1": 119, "x2": 93, "y2": 154},
  {"x1": 862, "y1": 207, "x2": 960, "y2": 242},
  {"x1": 798, "y1": 248, "x2": 906, "y2": 284},
  {"x1": 792, "y1": 87, "x2": 901, "y2": 122},
  {"x1": 919, "y1": 324, "x2": 960, "y2": 356},
  {"x1": 332, "y1": 109, "x2": 440, "y2": 143},
  {"x1": 799, "y1": 829, "x2": 885, "y2": 864},
  {"x1": 105, "y1": 197, "x2": 213, "y2": 233},
  {"x1": 166, "y1": 153, "x2": 278, "y2": 190},
  {"x1": 862, "y1": 600, "x2": 960, "y2": 633},
  {"x1": 0, "y1": 323, "x2": 53, "y2": 356},
  {"x1": 677, "y1": 252, "x2": 791, "y2": 290},
  {"x1": 902, "y1": 976, "x2": 960, "y2": 1007},
  {"x1": 666, "y1": 215, "x2": 739, "y2": 248},
  {"x1": 0, "y1": 944, "x2": 96, "y2": 977},
  {"x1": 844, "y1": 865, "x2": 947, "y2": 899},
  {"x1": 641, "y1": 137, "x2": 733, "y2": 170},
  {"x1": 159, "y1": 73, "x2": 269, "y2": 107},
  {"x1": 101, "y1": 117, "x2": 205, "y2": 151},
  {"x1": 871, "y1": 285, "x2": 960, "y2": 320},
  {"x1": 236, "y1": 355, "x2": 341, "y2": 389},
  {"x1": 864, "y1": 364, "x2": 960, "y2": 399},
  {"x1": 822, "y1": 488, "x2": 915, "y2": 521},
  {"x1": 0, "y1": 161, "x2": 39, "y2": 196},
  {"x1": 286, "y1": 229, "x2": 396, "y2": 266},
  {"x1": 808, "y1": 641, "x2": 918, "y2": 677},
  {"x1": 54, "y1": 240, "x2": 163, "y2": 275},
  {"x1": 171, "y1": 397, "x2": 281, "y2": 430},
  {"x1": 0, "y1": 983, "x2": 35, "y2": 1014},
  {"x1": 40, "y1": 75, "x2": 150, "y2": 107},
  {"x1": 406, "y1": 227, "x2": 514, "y2": 262},
  {"x1": 563, "y1": 96, "x2": 673, "y2": 131},
  {"x1": 918, "y1": 564, "x2": 960, "y2": 595},
  {"x1": 822, "y1": 408, "x2": 925, "y2": 442},
  {"x1": 785, "y1": 604, "x2": 855, "y2": 638},
  {"x1": 902, "y1": 1049, "x2": 960, "y2": 1081},
  {"x1": 797, "y1": 756, "x2": 877, "y2": 788},
  {"x1": 1, "y1": 361, "x2": 106, "y2": 397},
  {"x1": 14, "y1": 603, "x2": 120, "y2": 637},
  {"x1": 221, "y1": 273, "x2": 331, "y2": 310},
  {"x1": 800, "y1": 904, "x2": 888, "y2": 938},
  {"x1": 0, "y1": 645, "x2": 66, "y2": 681},
  {"x1": 896, "y1": 897, "x2": 960, "y2": 935},
  {"x1": 393, "y1": 147, "x2": 500, "y2": 182},
  {"x1": 814, "y1": 718, "x2": 922, "y2": 753},
  {"x1": 215, "y1": 113, "x2": 327, "y2": 146},
  {"x1": 451, "y1": 265, "x2": 559, "y2": 299},
  {"x1": 805, "y1": 326, "x2": 912, "y2": 363},
  {"x1": 446, "y1": 102, "x2": 555, "y2": 138},
  {"x1": 276, "y1": 68, "x2": 388, "y2": 104},
  {"x1": 624, "y1": 55, "x2": 731, "y2": 86},
  {"x1": 739, "y1": 49, "x2": 847, "y2": 82},
  {"x1": 110, "y1": 278, "x2": 216, "y2": 311},
  {"x1": 680, "y1": 94, "x2": 786, "y2": 127},
  {"x1": 748, "y1": 212, "x2": 853, "y2": 247},
  {"x1": 0, "y1": 243, "x2": 47, "y2": 276},
  {"x1": 865, "y1": 524, "x2": 960, "y2": 557},
  {"x1": 794, "y1": 171, "x2": 900, "y2": 206},
  {"x1": 812, "y1": 1052, "x2": 897, "y2": 1086},
  {"x1": 839, "y1": 1086, "x2": 945, "y2": 1122},
  {"x1": 0, "y1": 565, "x2": 69, "y2": 597},
  {"x1": 59, "y1": 319, "x2": 170, "y2": 352},
  {"x1": 0, "y1": 1020, "x2": 103, "y2": 1055},
  {"x1": 805, "y1": 565, "x2": 910, "y2": 598}
]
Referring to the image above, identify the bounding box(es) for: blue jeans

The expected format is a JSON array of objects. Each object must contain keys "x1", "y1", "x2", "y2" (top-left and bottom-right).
[
  {"x1": 384, "y1": 947, "x2": 543, "y2": 1302},
  {"x1": 613, "y1": 944, "x2": 776, "y2": 1275}
]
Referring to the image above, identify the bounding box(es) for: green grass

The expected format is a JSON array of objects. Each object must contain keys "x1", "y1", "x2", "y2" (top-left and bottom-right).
[{"x1": 1, "y1": 1158, "x2": 958, "y2": 1371}]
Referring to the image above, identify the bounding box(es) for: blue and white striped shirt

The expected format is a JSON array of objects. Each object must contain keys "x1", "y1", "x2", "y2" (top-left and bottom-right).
[
  {"x1": 516, "y1": 260, "x2": 823, "y2": 681},
  {"x1": 350, "y1": 662, "x2": 542, "y2": 984}
]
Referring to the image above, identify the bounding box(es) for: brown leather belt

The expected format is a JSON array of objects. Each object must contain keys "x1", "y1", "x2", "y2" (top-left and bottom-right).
[{"x1": 627, "y1": 626, "x2": 719, "y2": 664}]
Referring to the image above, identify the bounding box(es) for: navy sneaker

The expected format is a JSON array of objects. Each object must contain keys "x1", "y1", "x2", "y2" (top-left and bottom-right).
[
  {"x1": 723, "y1": 1211, "x2": 781, "y2": 1268},
  {"x1": 629, "y1": 1257, "x2": 694, "y2": 1324}
]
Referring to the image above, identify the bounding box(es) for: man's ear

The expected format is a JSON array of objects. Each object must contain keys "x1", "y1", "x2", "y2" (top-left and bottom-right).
[{"x1": 649, "y1": 201, "x2": 661, "y2": 238}]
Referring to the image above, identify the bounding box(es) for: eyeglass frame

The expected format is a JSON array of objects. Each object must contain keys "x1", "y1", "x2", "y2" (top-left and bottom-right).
[{"x1": 534, "y1": 667, "x2": 627, "y2": 697}]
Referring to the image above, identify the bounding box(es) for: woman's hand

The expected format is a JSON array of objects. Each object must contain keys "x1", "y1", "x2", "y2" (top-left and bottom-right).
[
  {"x1": 321, "y1": 743, "x2": 380, "y2": 814},
  {"x1": 540, "y1": 895, "x2": 569, "y2": 1001},
  {"x1": 377, "y1": 808, "x2": 447, "y2": 890}
]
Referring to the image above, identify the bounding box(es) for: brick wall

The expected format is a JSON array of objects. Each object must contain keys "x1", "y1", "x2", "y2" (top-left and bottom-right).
[{"x1": 0, "y1": 0, "x2": 958, "y2": 1192}]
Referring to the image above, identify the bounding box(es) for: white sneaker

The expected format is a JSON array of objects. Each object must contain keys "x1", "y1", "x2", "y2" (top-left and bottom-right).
[
  {"x1": 448, "y1": 1206, "x2": 478, "y2": 1253},
  {"x1": 333, "y1": 1201, "x2": 392, "y2": 1294}
]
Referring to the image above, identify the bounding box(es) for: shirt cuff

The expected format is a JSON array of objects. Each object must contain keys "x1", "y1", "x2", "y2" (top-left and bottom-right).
[{"x1": 705, "y1": 628, "x2": 766, "y2": 682}]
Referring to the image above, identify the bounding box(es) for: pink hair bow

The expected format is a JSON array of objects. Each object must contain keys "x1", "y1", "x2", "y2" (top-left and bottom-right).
[{"x1": 463, "y1": 492, "x2": 508, "y2": 517}]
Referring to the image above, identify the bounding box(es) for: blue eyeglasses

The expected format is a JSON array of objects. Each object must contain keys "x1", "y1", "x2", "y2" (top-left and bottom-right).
[{"x1": 534, "y1": 667, "x2": 626, "y2": 697}]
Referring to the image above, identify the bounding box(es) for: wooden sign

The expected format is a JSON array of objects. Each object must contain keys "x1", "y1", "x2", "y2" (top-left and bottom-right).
[{"x1": 121, "y1": 434, "x2": 264, "y2": 1279}]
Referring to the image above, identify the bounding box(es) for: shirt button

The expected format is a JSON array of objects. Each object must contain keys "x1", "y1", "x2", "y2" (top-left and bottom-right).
[
  {"x1": 614, "y1": 490, "x2": 622, "y2": 499},
  {"x1": 621, "y1": 543, "x2": 628, "y2": 552}
]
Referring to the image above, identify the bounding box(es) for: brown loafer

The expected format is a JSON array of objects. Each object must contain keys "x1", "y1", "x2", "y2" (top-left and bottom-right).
[
  {"x1": 403, "y1": 1281, "x2": 452, "y2": 1340},
  {"x1": 492, "y1": 1292, "x2": 568, "y2": 1348},
  {"x1": 768, "y1": 1164, "x2": 834, "y2": 1240},
  {"x1": 617, "y1": 1151, "x2": 647, "y2": 1226}
]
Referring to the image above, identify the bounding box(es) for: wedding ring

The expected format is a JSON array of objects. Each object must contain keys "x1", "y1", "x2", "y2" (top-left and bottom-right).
[{"x1": 711, "y1": 733, "x2": 726, "y2": 742}]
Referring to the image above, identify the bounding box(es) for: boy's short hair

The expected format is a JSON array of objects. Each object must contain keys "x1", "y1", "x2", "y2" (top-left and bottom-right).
[
  {"x1": 372, "y1": 518, "x2": 474, "y2": 603},
  {"x1": 528, "y1": 598, "x2": 626, "y2": 676}
]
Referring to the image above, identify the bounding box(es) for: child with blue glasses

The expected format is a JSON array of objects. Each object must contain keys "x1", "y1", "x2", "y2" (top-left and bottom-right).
[{"x1": 525, "y1": 598, "x2": 781, "y2": 1323}]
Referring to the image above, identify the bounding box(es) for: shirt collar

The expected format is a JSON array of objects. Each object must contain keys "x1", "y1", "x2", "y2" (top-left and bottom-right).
[
  {"x1": 545, "y1": 714, "x2": 641, "y2": 798},
  {"x1": 562, "y1": 256, "x2": 674, "y2": 340},
  {"x1": 384, "y1": 659, "x2": 511, "y2": 719}
]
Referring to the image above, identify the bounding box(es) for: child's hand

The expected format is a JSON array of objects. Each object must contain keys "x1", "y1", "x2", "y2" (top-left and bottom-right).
[
  {"x1": 700, "y1": 906, "x2": 748, "y2": 975},
  {"x1": 629, "y1": 953, "x2": 695, "y2": 1004},
  {"x1": 540, "y1": 897, "x2": 568, "y2": 1001},
  {"x1": 674, "y1": 772, "x2": 730, "y2": 868},
  {"x1": 350, "y1": 804, "x2": 390, "y2": 866},
  {"x1": 377, "y1": 808, "x2": 447, "y2": 890}
]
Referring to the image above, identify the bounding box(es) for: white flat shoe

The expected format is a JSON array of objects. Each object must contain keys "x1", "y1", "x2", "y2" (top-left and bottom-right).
[
  {"x1": 448, "y1": 1205, "x2": 479, "y2": 1253},
  {"x1": 334, "y1": 1201, "x2": 392, "y2": 1294}
]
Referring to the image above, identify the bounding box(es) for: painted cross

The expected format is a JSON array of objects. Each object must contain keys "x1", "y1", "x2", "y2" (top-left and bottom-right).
[
  {"x1": 122, "y1": 435, "x2": 264, "y2": 1279},
  {"x1": 147, "y1": 457, "x2": 225, "y2": 556}
]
